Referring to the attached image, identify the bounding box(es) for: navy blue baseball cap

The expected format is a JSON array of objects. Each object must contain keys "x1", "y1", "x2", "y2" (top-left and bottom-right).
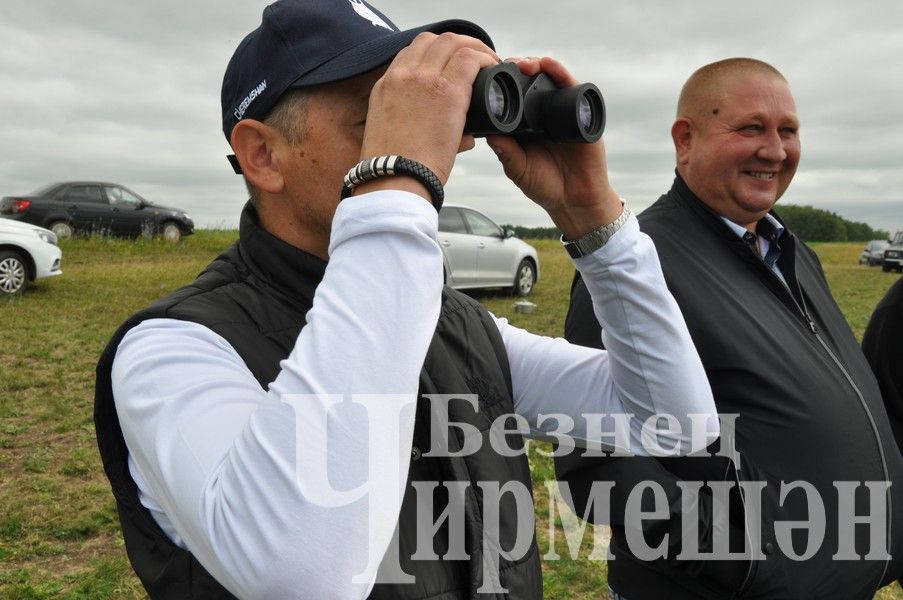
[{"x1": 221, "y1": 0, "x2": 494, "y2": 145}]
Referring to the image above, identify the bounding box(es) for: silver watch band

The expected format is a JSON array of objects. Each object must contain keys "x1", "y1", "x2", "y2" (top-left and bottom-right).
[{"x1": 561, "y1": 206, "x2": 631, "y2": 259}]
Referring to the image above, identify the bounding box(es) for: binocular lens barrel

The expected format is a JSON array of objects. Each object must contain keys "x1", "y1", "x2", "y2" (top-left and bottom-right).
[
  {"x1": 465, "y1": 63, "x2": 605, "y2": 143},
  {"x1": 538, "y1": 83, "x2": 605, "y2": 142},
  {"x1": 467, "y1": 67, "x2": 523, "y2": 133}
]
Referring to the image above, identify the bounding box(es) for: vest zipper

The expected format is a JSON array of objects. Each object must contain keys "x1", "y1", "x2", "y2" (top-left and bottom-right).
[
  {"x1": 770, "y1": 265, "x2": 892, "y2": 592},
  {"x1": 804, "y1": 312, "x2": 892, "y2": 591}
]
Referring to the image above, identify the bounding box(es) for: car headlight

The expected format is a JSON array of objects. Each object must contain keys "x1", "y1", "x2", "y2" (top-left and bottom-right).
[{"x1": 36, "y1": 230, "x2": 58, "y2": 246}]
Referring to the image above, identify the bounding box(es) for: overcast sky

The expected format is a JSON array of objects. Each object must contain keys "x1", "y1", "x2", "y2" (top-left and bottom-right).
[{"x1": 2, "y1": 0, "x2": 901, "y2": 234}]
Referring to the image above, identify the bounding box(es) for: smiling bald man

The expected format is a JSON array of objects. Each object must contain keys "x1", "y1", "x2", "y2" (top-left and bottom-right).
[{"x1": 562, "y1": 58, "x2": 903, "y2": 600}]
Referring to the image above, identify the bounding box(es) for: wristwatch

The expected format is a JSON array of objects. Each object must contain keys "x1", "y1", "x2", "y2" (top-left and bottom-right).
[{"x1": 561, "y1": 205, "x2": 631, "y2": 259}]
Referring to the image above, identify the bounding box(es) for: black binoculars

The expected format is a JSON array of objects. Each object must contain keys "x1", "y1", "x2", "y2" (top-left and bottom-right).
[{"x1": 464, "y1": 62, "x2": 605, "y2": 143}]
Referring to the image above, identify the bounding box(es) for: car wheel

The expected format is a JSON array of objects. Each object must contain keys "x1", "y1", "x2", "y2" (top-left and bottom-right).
[
  {"x1": 0, "y1": 251, "x2": 27, "y2": 295},
  {"x1": 49, "y1": 221, "x2": 73, "y2": 239},
  {"x1": 161, "y1": 222, "x2": 182, "y2": 242},
  {"x1": 512, "y1": 259, "x2": 536, "y2": 296}
]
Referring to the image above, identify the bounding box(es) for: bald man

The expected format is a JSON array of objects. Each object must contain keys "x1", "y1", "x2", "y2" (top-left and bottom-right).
[{"x1": 559, "y1": 58, "x2": 903, "y2": 599}]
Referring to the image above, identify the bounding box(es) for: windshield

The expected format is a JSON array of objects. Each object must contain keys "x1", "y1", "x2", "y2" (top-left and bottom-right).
[{"x1": 894, "y1": 232, "x2": 903, "y2": 245}]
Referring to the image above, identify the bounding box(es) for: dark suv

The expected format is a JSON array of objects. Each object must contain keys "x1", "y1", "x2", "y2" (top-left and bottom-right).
[
  {"x1": 883, "y1": 231, "x2": 903, "y2": 272},
  {"x1": 0, "y1": 182, "x2": 194, "y2": 241}
]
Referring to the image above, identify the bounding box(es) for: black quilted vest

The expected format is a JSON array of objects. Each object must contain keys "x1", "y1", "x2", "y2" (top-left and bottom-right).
[{"x1": 94, "y1": 204, "x2": 542, "y2": 599}]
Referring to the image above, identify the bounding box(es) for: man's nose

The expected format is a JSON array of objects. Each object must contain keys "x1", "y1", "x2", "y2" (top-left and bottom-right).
[{"x1": 757, "y1": 129, "x2": 788, "y2": 162}]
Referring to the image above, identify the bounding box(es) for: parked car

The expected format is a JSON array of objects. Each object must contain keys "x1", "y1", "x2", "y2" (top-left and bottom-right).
[
  {"x1": 438, "y1": 204, "x2": 539, "y2": 295},
  {"x1": 0, "y1": 182, "x2": 194, "y2": 241},
  {"x1": 859, "y1": 240, "x2": 889, "y2": 266},
  {"x1": 0, "y1": 218, "x2": 62, "y2": 295},
  {"x1": 883, "y1": 231, "x2": 903, "y2": 272}
]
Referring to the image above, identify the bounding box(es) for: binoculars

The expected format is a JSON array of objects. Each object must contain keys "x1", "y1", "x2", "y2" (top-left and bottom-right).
[{"x1": 464, "y1": 62, "x2": 605, "y2": 143}]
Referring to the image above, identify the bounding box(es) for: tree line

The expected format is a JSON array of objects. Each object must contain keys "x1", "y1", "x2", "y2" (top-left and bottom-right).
[
  {"x1": 504, "y1": 204, "x2": 891, "y2": 242},
  {"x1": 772, "y1": 205, "x2": 889, "y2": 242}
]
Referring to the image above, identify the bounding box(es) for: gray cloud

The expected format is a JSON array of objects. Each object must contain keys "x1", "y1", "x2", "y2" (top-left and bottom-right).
[{"x1": 2, "y1": 0, "x2": 901, "y2": 234}]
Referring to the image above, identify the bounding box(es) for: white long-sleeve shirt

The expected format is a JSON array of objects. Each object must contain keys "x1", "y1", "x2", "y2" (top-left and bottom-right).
[{"x1": 111, "y1": 190, "x2": 717, "y2": 599}]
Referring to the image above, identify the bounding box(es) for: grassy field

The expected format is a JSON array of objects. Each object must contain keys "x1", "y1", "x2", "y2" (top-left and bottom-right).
[{"x1": 0, "y1": 232, "x2": 900, "y2": 599}]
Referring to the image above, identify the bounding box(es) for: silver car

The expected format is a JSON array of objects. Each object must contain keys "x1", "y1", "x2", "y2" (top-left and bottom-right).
[
  {"x1": 438, "y1": 204, "x2": 539, "y2": 295},
  {"x1": 859, "y1": 240, "x2": 889, "y2": 266}
]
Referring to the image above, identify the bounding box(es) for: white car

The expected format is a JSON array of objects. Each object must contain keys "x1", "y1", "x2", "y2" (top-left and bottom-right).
[
  {"x1": 0, "y1": 218, "x2": 63, "y2": 295},
  {"x1": 859, "y1": 240, "x2": 889, "y2": 266},
  {"x1": 438, "y1": 204, "x2": 539, "y2": 295}
]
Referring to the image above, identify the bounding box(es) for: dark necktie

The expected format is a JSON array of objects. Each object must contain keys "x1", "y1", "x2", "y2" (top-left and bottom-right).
[
  {"x1": 744, "y1": 221, "x2": 782, "y2": 269},
  {"x1": 757, "y1": 218, "x2": 782, "y2": 268}
]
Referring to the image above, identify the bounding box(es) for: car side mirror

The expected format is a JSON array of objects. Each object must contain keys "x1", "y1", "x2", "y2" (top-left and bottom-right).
[{"x1": 504, "y1": 228, "x2": 515, "y2": 239}]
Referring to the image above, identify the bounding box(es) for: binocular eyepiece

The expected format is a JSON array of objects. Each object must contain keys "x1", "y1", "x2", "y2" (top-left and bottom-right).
[{"x1": 465, "y1": 62, "x2": 605, "y2": 143}]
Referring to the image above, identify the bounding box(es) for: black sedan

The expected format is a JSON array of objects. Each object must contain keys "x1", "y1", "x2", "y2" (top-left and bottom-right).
[{"x1": 0, "y1": 182, "x2": 194, "y2": 241}]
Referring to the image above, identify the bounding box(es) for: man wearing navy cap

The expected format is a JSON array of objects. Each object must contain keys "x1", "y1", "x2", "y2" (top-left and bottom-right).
[{"x1": 94, "y1": 1, "x2": 719, "y2": 598}]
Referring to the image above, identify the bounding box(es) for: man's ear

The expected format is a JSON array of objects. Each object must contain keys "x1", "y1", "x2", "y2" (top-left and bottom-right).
[
  {"x1": 671, "y1": 118, "x2": 694, "y2": 166},
  {"x1": 230, "y1": 120, "x2": 285, "y2": 194}
]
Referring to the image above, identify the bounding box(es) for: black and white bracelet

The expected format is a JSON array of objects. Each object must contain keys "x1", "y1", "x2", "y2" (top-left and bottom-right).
[{"x1": 340, "y1": 155, "x2": 445, "y2": 212}]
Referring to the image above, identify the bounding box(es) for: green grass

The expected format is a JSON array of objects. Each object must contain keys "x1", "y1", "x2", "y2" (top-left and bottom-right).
[{"x1": 0, "y1": 233, "x2": 900, "y2": 599}]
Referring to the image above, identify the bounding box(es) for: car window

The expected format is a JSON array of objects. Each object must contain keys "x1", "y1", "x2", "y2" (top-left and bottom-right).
[
  {"x1": 463, "y1": 209, "x2": 501, "y2": 237},
  {"x1": 105, "y1": 186, "x2": 141, "y2": 208},
  {"x1": 438, "y1": 207, "x2": 468, "y2": 233},
  {"x1": 68, "y1": 185, "x2": 105, "y2": 204},
  {"x1": 29, "y1": 183, "x2": 60, "y2": 196}
]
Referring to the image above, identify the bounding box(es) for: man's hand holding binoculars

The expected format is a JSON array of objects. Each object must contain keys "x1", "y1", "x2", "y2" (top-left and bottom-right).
[
  {"x1": 360, "y1": 33, "x2": 622, "y2": 238},
  {"x1": 358, "y1": 32, "x2": 498, "y2": 201},
  {"x1": 486, "y1": 57, "x2": 622, "y2": 241}
]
